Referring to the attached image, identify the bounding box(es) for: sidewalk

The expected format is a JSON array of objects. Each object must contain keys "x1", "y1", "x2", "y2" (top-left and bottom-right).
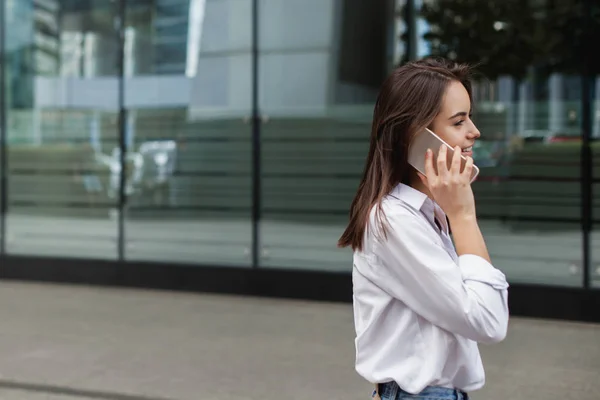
[{"x1": 0, "y1": 281, "x2": 597, "y2": 400}]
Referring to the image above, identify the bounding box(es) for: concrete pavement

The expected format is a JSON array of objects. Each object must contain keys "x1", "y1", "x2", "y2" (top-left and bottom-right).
[{"x1": 0, "y1": 281, "x2": 597, "y2": 399}]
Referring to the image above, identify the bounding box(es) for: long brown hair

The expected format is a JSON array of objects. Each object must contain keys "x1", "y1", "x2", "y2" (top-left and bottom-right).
[{"x1": 337, "y1": 57, "x2": 474, "y2": 251}]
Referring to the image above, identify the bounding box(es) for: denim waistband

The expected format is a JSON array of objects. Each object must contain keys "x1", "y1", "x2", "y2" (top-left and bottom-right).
[{"x1": 376, "y1": 381, "x2": 469, "y2": 400}]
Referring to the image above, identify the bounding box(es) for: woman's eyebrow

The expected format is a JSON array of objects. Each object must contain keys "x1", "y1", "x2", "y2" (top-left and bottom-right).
[{"x1": 448, "y1": 111, "x2": 468, "y2": 119}]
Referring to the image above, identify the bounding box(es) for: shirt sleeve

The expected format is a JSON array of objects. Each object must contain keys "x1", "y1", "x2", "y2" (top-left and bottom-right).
[{"x1": 361, "y1": 210, "x2": 509, "y2": 344}]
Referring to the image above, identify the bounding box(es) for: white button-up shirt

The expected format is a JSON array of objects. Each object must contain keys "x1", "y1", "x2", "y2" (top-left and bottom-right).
[{"x1": 352, "y1": 183, "x2": 509, "y2": 394}]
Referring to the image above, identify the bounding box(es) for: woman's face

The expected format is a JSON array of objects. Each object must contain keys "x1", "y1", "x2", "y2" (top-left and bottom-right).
[{"x1": 429, "y1": 80, "x2": 480, "y2": 158}]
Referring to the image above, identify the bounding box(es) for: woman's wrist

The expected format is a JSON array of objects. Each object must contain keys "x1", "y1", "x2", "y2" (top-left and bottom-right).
[{"x1": 447, "y1": 211, "x2": 477, "y2": 226}]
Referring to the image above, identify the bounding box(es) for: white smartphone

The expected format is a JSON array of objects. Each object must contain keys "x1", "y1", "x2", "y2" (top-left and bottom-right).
[{"x1": 408, "y1": 127, "x2": 480, "y2": 183}]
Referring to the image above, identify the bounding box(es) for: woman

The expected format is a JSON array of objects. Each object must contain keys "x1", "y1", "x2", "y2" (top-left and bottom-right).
[{"x1": 338, "y1": 58, "x2": 509, "y2": 400}]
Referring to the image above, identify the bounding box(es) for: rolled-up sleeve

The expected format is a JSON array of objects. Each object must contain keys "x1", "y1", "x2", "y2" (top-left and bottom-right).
[{"x1": 360, "y1": 211, "x2": 509, "y2": 344}]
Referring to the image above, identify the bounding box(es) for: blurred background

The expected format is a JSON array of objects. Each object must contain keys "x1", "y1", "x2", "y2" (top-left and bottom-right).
[
  {"x1": 0, "y1": 1, "x2": 598, "y2": 399},
  {"x1": 2, "y1": 0, "x2": 599, "y2": 287}
]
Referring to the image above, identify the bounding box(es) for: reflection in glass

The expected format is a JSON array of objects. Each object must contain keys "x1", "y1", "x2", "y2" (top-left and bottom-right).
[
  {"x1": 417, "y1": 0, "x2": 586, "y2": 286},
  {"x1": 592, "y1": 74, "x2": 600, "y2": 288},
  {"x1": 258, "y1": 0, "x2": 400, "y2": 270},
  {"x1": 1, "y1": 0, "x2": 596, "y2": 281},
  {"x1": 5, "y1": 0, "x2": 120, "y2": 259},
  {"x1": 123, "y1": 0, "x2": 254, "y2": 266},
  {"x1": 257, "y1": 0, "x2": 590, "y2": 285}
]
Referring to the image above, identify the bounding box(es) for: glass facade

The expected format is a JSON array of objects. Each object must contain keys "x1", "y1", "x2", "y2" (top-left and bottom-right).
[{"x1": 1, "y1": 0, "x2": 599, "y2": 289}]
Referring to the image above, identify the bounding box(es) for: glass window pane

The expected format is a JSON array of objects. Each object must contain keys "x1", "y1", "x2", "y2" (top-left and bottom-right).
[
  {"x1": 5, "y1": 0, "x2": 119, "y2": 259},
  {"x1": 418, "y1": 0, "x2": 586, "y2": 286},
  {"x1": 258, "y1": 0, "x2": 399, "y2": 270},
  {"x1": 123, "y1": 0, "x2": 254, "y2": 266},
  {"x1": 592, "y1": 74, "x2": 600, "y2": 287},
  {"x1": 257, "y1": 0, "x2": 591, "y2": 284}
]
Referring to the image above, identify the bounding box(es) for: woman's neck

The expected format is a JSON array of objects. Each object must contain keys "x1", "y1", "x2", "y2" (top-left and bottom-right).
[{"x1": 408, "y1": 172, "x2": 433, "y2": 200}]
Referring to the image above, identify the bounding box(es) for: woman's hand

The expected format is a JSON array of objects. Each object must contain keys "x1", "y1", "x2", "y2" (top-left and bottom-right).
[{"x1": 418, "y1": 145, "x2": 476, "y2": 221}]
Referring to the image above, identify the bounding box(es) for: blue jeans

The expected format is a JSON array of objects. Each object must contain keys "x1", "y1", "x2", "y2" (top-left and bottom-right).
[{"x1": 375, "y1": 381, "x2": 469, "y2": 400}]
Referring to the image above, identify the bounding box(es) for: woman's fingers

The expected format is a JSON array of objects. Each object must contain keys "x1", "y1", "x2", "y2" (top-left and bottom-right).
[
  {"x1": 424, "y1": 145, "x2": 470, "y2": 185},
  {"x1": 437, "y1": 145, "x2": 449, "y2": 180},
  {"x1": 463, "y1": 156, "x2": 474, "y2": 180},
  {"x1": 451, "y1": 146, "x2": 462, "y2": 174},
  {"x1": 424, "y1": 148, "x2": 436, "y2": 182}
]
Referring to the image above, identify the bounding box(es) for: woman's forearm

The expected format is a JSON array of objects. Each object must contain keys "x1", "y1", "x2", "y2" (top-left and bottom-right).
[{"x1": 447, "y1": 214, "x2": 491, "y2": 263}]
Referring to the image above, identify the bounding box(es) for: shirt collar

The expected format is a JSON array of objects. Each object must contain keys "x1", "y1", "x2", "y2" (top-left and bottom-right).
[
  {"x1": 389, "y1": 183, "x2": 448, "y2": 234},
  {"x1": 390, "y1": 183, "x2": 428, "y2": 210},
  {"x1": 391, "y1": 183, "x2": 431, "y2": 210}
]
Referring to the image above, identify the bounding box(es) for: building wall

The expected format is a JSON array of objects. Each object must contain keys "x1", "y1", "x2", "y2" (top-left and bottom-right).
[{"x1": 2, "y1": 0, "x2": 600, "y2": 295}]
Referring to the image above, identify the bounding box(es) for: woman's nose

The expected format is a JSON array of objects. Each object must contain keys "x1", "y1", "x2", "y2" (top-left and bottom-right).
[{"x1": 469, "y1": 123, "x2": 481, "y2": 139}]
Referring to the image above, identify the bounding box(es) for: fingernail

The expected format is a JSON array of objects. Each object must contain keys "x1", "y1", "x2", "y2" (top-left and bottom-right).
[{"x1": 426, "y1": 149, "x2": 431, "y2": 156}]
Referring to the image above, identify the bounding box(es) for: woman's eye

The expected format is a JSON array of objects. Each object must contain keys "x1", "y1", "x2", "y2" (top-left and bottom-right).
[{"x1": 454, "y1": 120, "x2": 464, "y2": 126}]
